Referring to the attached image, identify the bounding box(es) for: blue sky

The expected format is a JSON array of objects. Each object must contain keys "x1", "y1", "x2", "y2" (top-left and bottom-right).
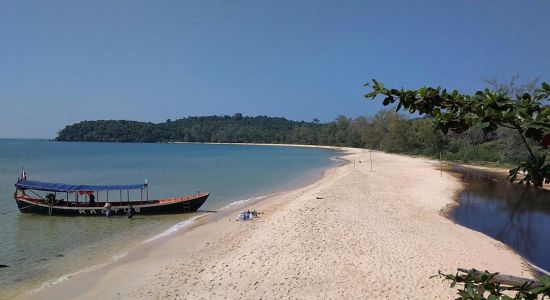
[{"x1": 1, "y1": 0, "x2": 549, "y2": 138}]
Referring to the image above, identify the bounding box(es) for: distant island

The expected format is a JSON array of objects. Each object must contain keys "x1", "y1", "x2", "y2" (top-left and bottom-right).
[{"x1": 57, "y1": 114, "x2": 334, "y2": 145}]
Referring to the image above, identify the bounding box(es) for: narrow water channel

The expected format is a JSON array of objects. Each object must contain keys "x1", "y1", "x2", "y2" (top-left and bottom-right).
[{"x1": 449, "y1": 165, "x2": 550, "y2": 272}]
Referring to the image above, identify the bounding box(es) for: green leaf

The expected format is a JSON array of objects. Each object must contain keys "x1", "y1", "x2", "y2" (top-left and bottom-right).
[
  {"x1": 365, "y1": 91, "x2": 378, "y2": 98},
  {"x1": 396, "y1": 103, "x2": 403, "y2": 111},
  {"x1": 529, "y1": 286, "x2": 547, "y2": 293},
  {"x1": 466, "y1": 285, "x2": 475, "y2": 296},
  {"x1": 542, "y1": 82, "x2": 550, "y2": 91},
  {"x1": 539, "y1": 275, "x2": 550, "y2": 287},
  {"x1": 458, "y1": 290, "x2": 470, "y2": 298}
]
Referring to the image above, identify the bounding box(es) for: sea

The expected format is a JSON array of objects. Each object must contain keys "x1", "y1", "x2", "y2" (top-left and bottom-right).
[{"x1": 0, "y1": 139, "x2": 339, "y2": 298}]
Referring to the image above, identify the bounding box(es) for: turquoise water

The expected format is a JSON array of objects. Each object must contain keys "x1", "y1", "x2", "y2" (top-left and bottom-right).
[{"x1": 0, "y1": 139, "x2": 338, "y2": 298}]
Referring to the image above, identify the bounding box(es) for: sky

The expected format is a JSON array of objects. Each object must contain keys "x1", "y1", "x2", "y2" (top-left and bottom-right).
[{"x1": 1, "y1": 0, "x2": 550, "y2": 138}]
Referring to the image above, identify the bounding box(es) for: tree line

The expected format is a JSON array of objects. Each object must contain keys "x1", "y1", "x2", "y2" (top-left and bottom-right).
[{"x1": 56, "y1": 112, "x2": 529, "y2": 166}]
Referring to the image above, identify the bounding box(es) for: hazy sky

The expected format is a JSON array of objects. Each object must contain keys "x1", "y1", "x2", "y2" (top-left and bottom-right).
[{"x1": 1, "y1": 0, "x2": 549, "y2": 138}]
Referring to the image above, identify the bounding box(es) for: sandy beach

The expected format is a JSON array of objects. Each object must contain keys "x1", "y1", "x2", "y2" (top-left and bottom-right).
[{"x1": 23, "y1": 149, "x2": 533, "y2": 299}]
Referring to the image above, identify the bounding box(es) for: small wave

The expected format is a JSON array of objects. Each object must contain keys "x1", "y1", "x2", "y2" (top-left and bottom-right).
[
  {"x1": 26, "y1": 196, "x2": 271, "y2": 295},
  {"x1": 143, "y1": 214, "x2": 204, "y2": 243},
  {"x1": 29, "y1": 215, "x2": 207, "y2": 294},
  {"x1": 28, "y1": 264, "x2": 102, "y2": 294},
  {"x1": 221, "y1": 195, "x2": 273, "y2": 210},
  {"x1": 112, "y1": 252, "x2": 128, "y2": 262},
  {"x1": 227, "y1": 197, "x2": 257, "y2": 207},
  {"x1": 27, "y1": 251, "x2": 130, "y2": 294},
  {"x1": 529, "y1": 262, "x2": 550, "y2": 276}
]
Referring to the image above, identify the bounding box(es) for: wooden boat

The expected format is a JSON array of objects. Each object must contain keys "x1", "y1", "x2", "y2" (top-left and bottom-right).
[{"x1": 13, "y1": 175, "x2": 209, "y2": 216}]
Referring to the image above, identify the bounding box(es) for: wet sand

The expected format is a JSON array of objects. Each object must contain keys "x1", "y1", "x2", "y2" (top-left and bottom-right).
[{"x1": 23, "y1": 149, "x2": 532, "y2": 299}]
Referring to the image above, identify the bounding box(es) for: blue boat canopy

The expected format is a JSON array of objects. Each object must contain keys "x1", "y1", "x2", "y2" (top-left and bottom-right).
[{"x1": 15, "y1": 180, "x2": 145, "y2": 192}]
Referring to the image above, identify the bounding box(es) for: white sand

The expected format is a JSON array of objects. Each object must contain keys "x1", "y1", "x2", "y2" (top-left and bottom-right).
[{"x1": 23, "y1": 149, "x2": 532, "y2": 299}]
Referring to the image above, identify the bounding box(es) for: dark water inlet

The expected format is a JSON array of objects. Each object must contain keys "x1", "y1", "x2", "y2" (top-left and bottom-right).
[{"x1": 449, "y1": 165, "x2": 550, "y2": 273}]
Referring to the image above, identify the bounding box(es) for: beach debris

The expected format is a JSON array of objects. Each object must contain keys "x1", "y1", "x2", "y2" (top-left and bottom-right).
[
  {"x1": 316, "y1": 197, "x2": 324, "y2": 199},
  {"x1": 236, "y1": 210, "x2": 259, "y2": 221}
]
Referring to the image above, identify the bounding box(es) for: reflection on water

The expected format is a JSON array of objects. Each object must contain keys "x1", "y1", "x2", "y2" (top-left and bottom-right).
[{"x1": 450, "y1": 165, "x2": 550, "y2": 271}]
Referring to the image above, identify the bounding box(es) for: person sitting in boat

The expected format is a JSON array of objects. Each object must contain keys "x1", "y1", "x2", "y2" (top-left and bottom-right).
[
  {"x1": 46, "y1": 193, "x2": 56, "y2": 204},
  {"x1": 89, "y1": 193, "x2": 95, "y2": 206}
]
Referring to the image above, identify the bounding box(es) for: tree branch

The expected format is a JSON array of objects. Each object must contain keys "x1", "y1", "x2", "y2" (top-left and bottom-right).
[{"x1": 516, "y1": 126, "x2": 537, "y2": 161}]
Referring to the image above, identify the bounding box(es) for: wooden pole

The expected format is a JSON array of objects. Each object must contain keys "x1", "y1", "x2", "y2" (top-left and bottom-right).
[
  {"x1": 439, "y1": 151, "x2": 443, "y2": 178},
  {"x1": 369, "y1": 152, "x2": 373, "y2": 172}
]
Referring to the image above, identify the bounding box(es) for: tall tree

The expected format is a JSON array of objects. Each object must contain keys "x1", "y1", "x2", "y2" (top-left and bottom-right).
[{"x1": 365, "y1": 79, "x2": 550, "y2": 187}]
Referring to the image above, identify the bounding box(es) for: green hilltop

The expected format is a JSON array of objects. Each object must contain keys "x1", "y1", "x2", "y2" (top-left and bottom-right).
[{"x1": 56, "y1": 112, "x2": 527, "y2": 167}]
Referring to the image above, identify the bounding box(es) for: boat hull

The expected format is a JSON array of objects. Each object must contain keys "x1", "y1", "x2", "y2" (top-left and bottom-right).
[{"x1": 15, "y1": 193, "x2": 209, "y2": 216}]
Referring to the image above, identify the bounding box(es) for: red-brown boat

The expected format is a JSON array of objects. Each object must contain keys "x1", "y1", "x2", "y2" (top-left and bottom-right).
[{"x1": 13, "y1": 174, "x2": 209, "y2": 216}]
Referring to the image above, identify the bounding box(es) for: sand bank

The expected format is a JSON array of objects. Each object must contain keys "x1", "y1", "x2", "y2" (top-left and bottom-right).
[
  {"x1": 169, "y1": 141, "x2": 344, "y2": 150},
  {"x1": 23, "y1": 149, "x2": 532, "y2": 299}
]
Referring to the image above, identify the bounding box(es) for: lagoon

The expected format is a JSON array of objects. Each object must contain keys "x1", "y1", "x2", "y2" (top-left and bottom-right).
[{"x1": 450, "y1": 166, "x2": 550, "y2": 273}]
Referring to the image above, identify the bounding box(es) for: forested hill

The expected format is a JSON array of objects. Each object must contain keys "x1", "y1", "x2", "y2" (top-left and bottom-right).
[
  {"x1": 57, "y1": 111, "x2": 528, "y2": 167},
  {"x1": 56, "y1": 114, "x2": 338, "y2": 145}
]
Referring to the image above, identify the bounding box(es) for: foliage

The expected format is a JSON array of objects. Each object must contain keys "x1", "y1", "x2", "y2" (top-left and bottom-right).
[
  {"x1": 56, "y1": 112, "x2": 541, "y2": 169},
  {"x1": 365, "y1": 80, "x2": 550, "y2": 187},
  {"x1": 432, "y1": 270, "x2": 550, "y2": 300},
  {"x1": 57, "y1": 115, "x2": 329, "y2": 145}
]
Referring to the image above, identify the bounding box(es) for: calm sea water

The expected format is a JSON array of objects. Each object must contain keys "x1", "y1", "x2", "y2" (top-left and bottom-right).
[
  {"x1": 0, "y1": 139, "x2": 338, "y2": 298},
  {"x1": 450, "y1": 166, "x2": 550, "y2": 273}
]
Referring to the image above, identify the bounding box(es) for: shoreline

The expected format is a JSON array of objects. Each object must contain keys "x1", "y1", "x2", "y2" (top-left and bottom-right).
[
  {"x1": 14, "y1": 145, "x2": 344, "y2": 299},
  {"x1": 21, "y1": 147, "x2": 351, "y2": 300},
  {"x1": 169, "y1": 141, "x2": 347, "y2": 151},
  {"x1": 21, "y1": 148, "x2": 534, "y2": 299}
]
